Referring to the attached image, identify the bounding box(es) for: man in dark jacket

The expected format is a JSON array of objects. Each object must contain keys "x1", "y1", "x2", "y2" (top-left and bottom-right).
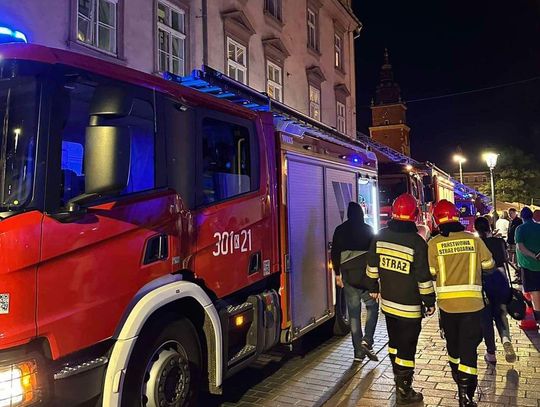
[
  {"x1": 331, "y1": 202, "x2": 379, "y2": 362},
  {"x1": 366, "y1": 193, "x2": 435, "y2": 405}
]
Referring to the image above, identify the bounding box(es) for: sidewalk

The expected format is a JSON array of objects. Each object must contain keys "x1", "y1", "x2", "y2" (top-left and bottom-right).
[{"x1": 325, "y1": 314, "x2": 540, "y2": 406}]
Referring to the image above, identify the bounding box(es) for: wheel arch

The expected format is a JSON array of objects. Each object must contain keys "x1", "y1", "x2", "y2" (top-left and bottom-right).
[{"x1": 102, "y1": 274, "x2": 223, "y2": 407}]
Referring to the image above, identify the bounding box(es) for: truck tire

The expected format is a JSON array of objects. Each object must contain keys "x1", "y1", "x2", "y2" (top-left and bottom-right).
[
  {"x1": 121, "y1": 316, "x2": 202, "y2": 407},
  {"x1": 333, "y1": 285, "x2": 350, "y2": 336}
]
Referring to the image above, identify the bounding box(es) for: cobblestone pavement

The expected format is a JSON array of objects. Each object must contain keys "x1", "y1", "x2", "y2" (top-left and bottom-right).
[
  {"x1": 326, "y1": 315, "x2": 540, "y2": 407},
  {"x1": 202, "y1": 312, "x2": 540, "y2": 407},
  {"x1": 199, "y1": 317, "x2": 389, "y2": 407}
]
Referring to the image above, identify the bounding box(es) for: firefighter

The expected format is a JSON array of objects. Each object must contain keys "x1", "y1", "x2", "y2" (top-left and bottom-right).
[
  {"x1": 366, "y1": 193, "x2": 436, "y2": 405},
  {"x1": 428, "y1": 200, "x2": 495, "y2": 407}
]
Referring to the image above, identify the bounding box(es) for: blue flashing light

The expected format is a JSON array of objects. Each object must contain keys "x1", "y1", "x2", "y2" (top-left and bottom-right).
[
  {"x1": 352, "y1": 157, "x2": 360, "y2": 164},
  {"x1": 13, "y1": 31, "x2": 27, "y2": 42},
  {"x1": 0, "y1": 26, "x2": 28, "y2": 44}
]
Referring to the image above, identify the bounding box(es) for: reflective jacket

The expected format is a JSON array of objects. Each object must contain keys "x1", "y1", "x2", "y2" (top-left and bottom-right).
[
  {"x1": 428, "y1": 230, "x2": 495, "y2": 313},
  {"x1": 366, "y1": 220, "x2": 436, "y2": 320}
]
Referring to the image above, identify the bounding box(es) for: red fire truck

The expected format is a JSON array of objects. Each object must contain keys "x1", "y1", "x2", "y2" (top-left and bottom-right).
[
  {"x1": 356, "y1": 134, "x2": 489, "y2": 234},
  {"x1": 0, "y1": 41, "x2": 379, "y2": 406}
]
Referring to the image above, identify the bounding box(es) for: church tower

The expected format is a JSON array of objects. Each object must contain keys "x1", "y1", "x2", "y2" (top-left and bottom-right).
[{"x1": 369, "y1": 49, "x2": 411, "y2": 157}]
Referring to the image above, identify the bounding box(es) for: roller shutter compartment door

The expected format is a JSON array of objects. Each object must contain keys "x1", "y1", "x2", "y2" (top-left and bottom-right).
[{"x1": 287, "y1": 158, "x2": 329, "y2": 334}]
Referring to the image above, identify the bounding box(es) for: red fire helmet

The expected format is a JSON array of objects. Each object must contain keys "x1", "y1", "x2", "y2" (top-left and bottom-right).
[
  {"x1": 392, "y1": 193, "x2": 419, "y2": 221},
  {"x1": 433, "y1": 199, "x2": 461, "y2": 225}
]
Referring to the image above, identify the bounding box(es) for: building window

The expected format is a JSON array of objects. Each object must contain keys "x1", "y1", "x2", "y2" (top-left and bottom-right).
[
  {"x1": 336, "y1": 101, "x2": 346, "y2": 134},
  {"x1": 267, "y1": 61, "x2": 283, "y2": 102},
  {"x1": 156, "y1": 1, "x2": 186, "y2": 76},
  {"x1": 226, "y1": 37, "x2": 248, "y2": 84},
  {"x1": 335, "y1": 34, "x2": 343, "y2": 69},
  {"x1": 309, "y1": 85, "x2": 321, "y2": 121},
  {"x1": 307, "y1": 8, "x2": 318, "y2": 51},
  {"x1": 264, "y1": 0, "x2": 282, "y2": 21},
  {"x1": 77, "y1": 0, "x2": 118, "y2": 54}
]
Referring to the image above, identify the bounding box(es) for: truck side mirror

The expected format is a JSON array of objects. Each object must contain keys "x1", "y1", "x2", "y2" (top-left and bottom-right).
[
  {"x1": 422, "y1": 175, "x2": 432, "y2": 186},
  {"x1": 84, "y1": 125, "x2": 131, "y2": 195},
  {"x1": 88, "y1": 85, "x2": 133, "y2": 118},
  {"x1": 67, "y1": 126, "x2": 131, "y2": 210},
  {"x1": 423, "y1": 185, "x2": 435, "y2": 203},
  {"x1": 67, "y1": 85, "x2": 133, "y2": 211}
]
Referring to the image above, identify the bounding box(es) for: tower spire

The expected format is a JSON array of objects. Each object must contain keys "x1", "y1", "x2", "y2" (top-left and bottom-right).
[{"x1": 374, "y1": 48, "x2": 402, "y2": 105}]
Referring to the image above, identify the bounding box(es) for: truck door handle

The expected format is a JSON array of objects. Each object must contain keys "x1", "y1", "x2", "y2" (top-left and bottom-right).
[
  {"x1": 143, "y1": 234, "x2": 168, "y2": 265},
  {"x1": 249, "y1": 252, "x2": 261, "y2": 275}
]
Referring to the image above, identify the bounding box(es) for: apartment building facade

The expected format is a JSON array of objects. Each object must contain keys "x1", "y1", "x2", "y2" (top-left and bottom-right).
[{"x1": 1, "y1": 0, "x2": 360, "y2": 137}]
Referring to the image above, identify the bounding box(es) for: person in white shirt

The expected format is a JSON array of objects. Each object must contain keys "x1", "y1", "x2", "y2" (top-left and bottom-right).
[{"x1": 495, "y1": 210, "x2": 510, "y2": 240}]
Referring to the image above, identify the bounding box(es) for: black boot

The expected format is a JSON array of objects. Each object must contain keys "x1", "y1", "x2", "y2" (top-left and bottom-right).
[
  {"x1": 395, "y1": 370, "x2": 423, "y2": 405},
  {"x1": 458, "y1": 377, "x2": 477, "y2": 407}
]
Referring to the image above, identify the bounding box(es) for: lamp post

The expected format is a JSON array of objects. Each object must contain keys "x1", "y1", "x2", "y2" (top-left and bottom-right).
[
  {"x1": 453, "y1": 154, "x2": 467, "y2": 184},
  {"x1": 483, "y1": 152, "x2": 499, "y2": 213}
]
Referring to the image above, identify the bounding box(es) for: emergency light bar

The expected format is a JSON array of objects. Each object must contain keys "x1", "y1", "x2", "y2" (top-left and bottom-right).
[{"x1": 0, "y1": 26, "x2": 28, "y2": 44}]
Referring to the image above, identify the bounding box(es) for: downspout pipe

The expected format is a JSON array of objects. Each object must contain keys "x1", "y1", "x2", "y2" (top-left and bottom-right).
[{"x1": 202, "y1": 0, "x2": 208, "y2": 66}]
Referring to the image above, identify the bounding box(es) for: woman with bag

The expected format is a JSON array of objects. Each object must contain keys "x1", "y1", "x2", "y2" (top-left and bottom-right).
[{"x1": 474, "y1": 217, "x2": 516, "y2": 364}]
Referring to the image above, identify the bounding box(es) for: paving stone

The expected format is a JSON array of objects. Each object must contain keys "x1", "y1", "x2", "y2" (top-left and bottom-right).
[{"x1": 202, "y1": 309, "x2": 540, "y2": 406}]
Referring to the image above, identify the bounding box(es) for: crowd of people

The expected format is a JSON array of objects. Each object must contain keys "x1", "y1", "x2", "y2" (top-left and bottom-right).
[{"x1": 331, "y1": 197, "x2": 540, "y2": 407}]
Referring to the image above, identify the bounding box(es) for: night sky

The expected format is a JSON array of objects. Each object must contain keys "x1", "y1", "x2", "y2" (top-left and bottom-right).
[{"x1": 352, "y1": 0, "x2": 540, "y2": 172}]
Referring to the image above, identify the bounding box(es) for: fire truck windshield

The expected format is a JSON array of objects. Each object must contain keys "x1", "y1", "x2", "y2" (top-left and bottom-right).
[
  {"x1": 0, "y1": 70, "x2": 39, "y2": 212},
  {"x1": 379, "y1": 176, "x2": 408, "y2": 206}
]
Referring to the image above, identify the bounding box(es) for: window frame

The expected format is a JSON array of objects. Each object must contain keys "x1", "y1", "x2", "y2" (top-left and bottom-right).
[
  {"x1": 307, "y1": 7, "x2": 319, "y2": 52},
  {"x1": 155, "y1": 0, "x2": 188, "y2": 76},
  {"x1": 266, "y1": 60, "x2": 283, "y2": 102},
  {"x1": 195, "y1": 109, "x2": 260, "y2": 208},
  {"x1": 45, "y1": 66, "x2": 166, "y2": 214},
  {"x1": 334, "y1": 33, "x2": 344, "y2": 70},
  {"x1": 309, "y1": 84, "x2": 321, "y2": 121},
  {"x1": 264, "y1": 0, "x2": 282, "y2": 22},
  {"x1": 336, "y1": 100, "x2": 346, "y2": 134},
  {"x1": 76, "y1": 0, "x2": 119, "y2": 56},
  {"x1": 226, "y1": 37, "x2": 248, "y2": 84}
]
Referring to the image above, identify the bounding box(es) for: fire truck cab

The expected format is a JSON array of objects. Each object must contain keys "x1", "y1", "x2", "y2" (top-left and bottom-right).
[
  {"x1": 377, "y1": 161, "x2": 454, "y2": 231},
  {"x1": 0, "y1": 42, "x2": 378, "y2": 407}
]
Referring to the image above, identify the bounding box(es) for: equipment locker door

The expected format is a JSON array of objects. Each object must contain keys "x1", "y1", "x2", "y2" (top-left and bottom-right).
[{"x1": 286, "y1": 157, "x2": 330, "y2": 337}]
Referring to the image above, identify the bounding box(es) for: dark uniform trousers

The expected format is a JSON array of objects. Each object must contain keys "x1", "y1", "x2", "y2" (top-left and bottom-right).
[
  {"x1": 440, "y1": 309, "x2": 483, "y2": 381},
  {"x1": 387, "y1": 316, "x2": 422, "y2": 373}
]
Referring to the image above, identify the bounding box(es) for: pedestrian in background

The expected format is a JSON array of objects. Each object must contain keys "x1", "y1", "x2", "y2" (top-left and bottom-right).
[
  {"x1": 495, "y1": 210, "x2": 510, "y2": 240},
  {"x1": 366, "y1": 193, "x2": 435, "y2": 405},
  {"x1": 507, "y1": 208, "x2": 523, "y2": 264},
  {"x1": 428, "y1": 200, "x2": 495, "y2": 407},
  {"x1": 516, "y1": 207, "x2": 540, "y2": 327},
  {"x1": 331, "y1": 202, "x2": 379, "y2": 362},
  {"x1": 474, "y1": 217, "x2": 515, "y2": 365}
]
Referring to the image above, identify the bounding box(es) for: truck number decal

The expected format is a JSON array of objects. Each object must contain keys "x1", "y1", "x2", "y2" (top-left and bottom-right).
[{"x1": 213, "y1": 229, "x2": 252, "y2": 256}]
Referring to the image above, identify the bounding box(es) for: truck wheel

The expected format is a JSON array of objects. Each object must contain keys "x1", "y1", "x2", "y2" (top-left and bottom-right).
[
  {"x1": 121, "y1": 317, "x2": 202, "y2": 407},
  {"x1": 333, "y1": 285, "x2": 350, "y2": 336}
]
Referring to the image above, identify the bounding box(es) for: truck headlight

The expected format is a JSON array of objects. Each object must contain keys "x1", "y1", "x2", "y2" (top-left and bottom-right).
[{"x1": 0, "y1": 361, "x2": 37, "y2": 407}]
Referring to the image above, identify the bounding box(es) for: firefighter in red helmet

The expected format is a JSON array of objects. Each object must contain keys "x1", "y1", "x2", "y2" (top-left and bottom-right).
[
  {"x1": 428, "y1": 200, "x2": 495, "y2": 407},
  {"x1": 366, "y1": 193, "x2": 436, "y2": 405}
]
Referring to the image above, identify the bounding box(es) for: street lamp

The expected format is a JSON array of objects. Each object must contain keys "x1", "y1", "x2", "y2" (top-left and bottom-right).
[
  {"x1": 453, "y1": 154, "x2": 467, "y2": 184},
  {"x1": 483, "y1": 152, "x2": 499, "y2": 213}
]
